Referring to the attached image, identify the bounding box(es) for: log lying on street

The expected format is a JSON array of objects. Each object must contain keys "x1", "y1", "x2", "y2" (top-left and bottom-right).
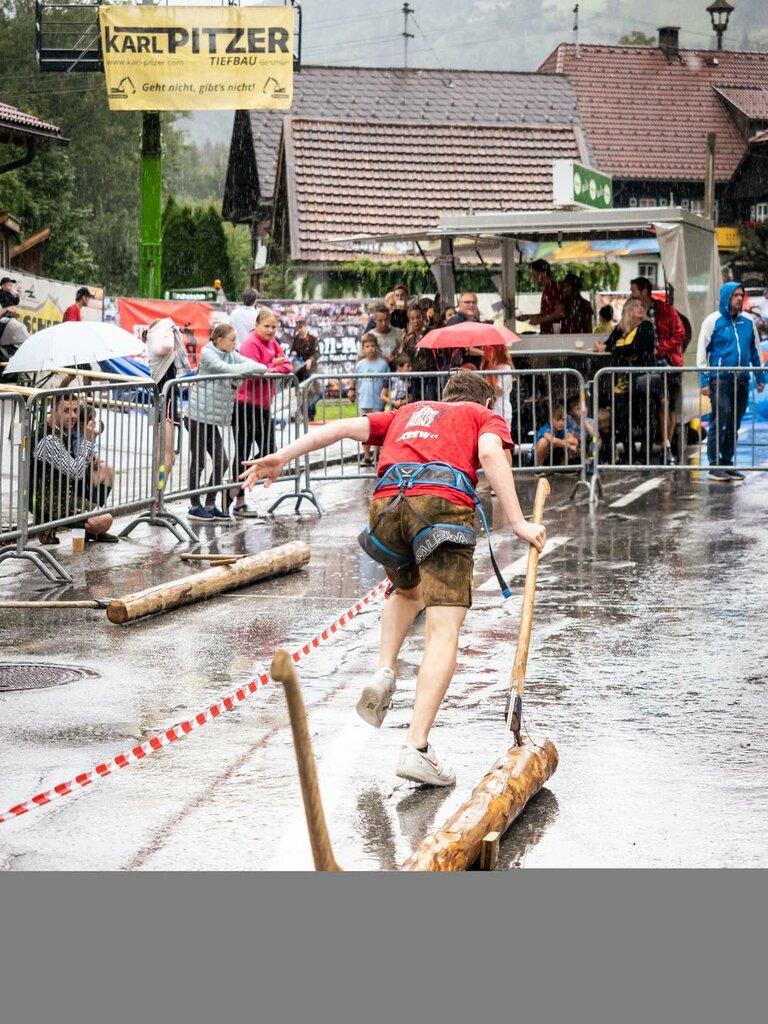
[
  {"x1": 106, "y1": 541, "x2": 310, "y2": 624},
  {"x1": 400, "y1": 737, "x2": 558, "y2": 872}
]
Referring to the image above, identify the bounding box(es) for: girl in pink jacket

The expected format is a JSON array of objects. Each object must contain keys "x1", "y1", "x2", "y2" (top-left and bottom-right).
[{"x1": 231, "y1": 308, "x2": 291, "y2": 516}]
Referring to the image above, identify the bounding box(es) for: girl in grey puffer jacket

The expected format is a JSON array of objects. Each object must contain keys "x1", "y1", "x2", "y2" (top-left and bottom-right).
[{"x1": 185, "y1": 323, "x2": 266, "y2": 522}]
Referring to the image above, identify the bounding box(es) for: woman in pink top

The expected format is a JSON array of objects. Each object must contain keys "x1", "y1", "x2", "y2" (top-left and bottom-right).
[{"x1": 231, "y1": 308, "x2": 291, "y2": 515}]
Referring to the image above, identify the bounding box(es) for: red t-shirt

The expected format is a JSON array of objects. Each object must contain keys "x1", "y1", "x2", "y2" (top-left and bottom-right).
[
  {"x1": 366, "y1": 401, "x2": 513, "y2": 507},
  {"x1": 62, "y1": 304, "x2": 81, "y2": 322}
]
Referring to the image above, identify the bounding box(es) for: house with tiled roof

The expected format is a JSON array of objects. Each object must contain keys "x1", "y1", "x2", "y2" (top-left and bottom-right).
[
  {"x1": 223, "y1": 64, "x2": 586, "y2": 273},
  {"x1": 273, "y1": 118, "x2": 586, "y2": 267},
  {"x1": 538, "y1": 29, "x2": 768, "y2": 229},
  {"x1": 1, "y1": 100, "x2": 67, "y2": 273}
]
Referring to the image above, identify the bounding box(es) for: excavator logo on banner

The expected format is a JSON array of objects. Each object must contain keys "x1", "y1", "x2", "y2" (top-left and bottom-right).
[{"x1": 99, "y1": 5, "x2": 294, "y2": 111}]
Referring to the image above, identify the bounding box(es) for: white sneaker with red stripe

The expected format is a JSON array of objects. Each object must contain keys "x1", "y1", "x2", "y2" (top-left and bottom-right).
[
  {"x1": 356, "y1": 667, "x2": 396, "y2": 728},
  {"x1": 396, "y1": 743, "x2": 456, "y2": 787}
]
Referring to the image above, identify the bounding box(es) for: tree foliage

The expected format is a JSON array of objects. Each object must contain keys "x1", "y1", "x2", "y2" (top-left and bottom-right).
[
  {"x1": 162, "y1": 197, "x2": 237, "y2": 297},
  {"x1": 736, "y1": 223, "x2": 768, "y2": 278},
  {"x1": 0, "y1": 0, "x2": 188, "y2": 292},
  {"x1": 618, "y1": 30, "x2": 655, "y2": 46},
  {"x1": 290, "y1": 256, "x2": 619, "y2": 300}
]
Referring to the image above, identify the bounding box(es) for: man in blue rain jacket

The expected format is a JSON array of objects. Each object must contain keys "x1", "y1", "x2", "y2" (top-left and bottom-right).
[{"x1": 697, "y1": 282, "x2": 765, "y2": 481}]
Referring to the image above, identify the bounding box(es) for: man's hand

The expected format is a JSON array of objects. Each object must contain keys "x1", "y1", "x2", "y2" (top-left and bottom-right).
[
  {"x1": 83, "y1": 419, "x2": 99, "y2": 442},
  {"x1": 701, "y1": 386, "x2": 710, "y2": 398},
  {"x1": 512, "y1": 519, "x2": 546, "y2": 552},
  {"x1": 758, "y1": 382, "x2": 766, "y2": 393},
  {"x1": 240, "y1": 453, "x2": 284, "y2": 489},
  {"x1": 566, "y1": 432, "x2": 578, "y2": 452}
]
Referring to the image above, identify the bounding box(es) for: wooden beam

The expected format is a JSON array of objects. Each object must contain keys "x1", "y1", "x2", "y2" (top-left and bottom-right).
[
  {"x1": 478, "y1": 831, "x2": 500, "y2": 871},
  {"x1": 106, "y1": 541, "x2": 310, "y2": 624}
]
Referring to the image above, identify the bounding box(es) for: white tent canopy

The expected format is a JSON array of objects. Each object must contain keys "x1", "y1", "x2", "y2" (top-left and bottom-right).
[{"x1": 329, "y1": 207, "x2": 719, "y2": 336}]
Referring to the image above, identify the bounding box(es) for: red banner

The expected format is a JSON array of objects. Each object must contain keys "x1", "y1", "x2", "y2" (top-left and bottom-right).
[{"x1": 117, "y1": 298, "x2": 213, "y2": 369}]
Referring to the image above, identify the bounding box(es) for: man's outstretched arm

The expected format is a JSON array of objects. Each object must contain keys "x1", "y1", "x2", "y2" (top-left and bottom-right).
[{"x1": 241, "y1": 416, "x2": 373, "y2": 489}]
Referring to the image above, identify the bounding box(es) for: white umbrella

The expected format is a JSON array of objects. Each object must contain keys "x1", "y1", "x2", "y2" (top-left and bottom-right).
[{"x1": 2, "y1": 321, "x2": 144, "y2": 374}]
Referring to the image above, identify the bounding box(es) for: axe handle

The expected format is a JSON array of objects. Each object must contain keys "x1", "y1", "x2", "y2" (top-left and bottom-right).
[
  {"x1": 509, "y1": 476, "x2": 550, "y2": 701},
  {"x1": 270, "y1": 650, "x2": 342, "y2": 872}
]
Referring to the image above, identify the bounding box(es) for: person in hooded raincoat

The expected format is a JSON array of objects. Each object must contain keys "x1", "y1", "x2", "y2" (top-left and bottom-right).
[{"x1": 697, "y1": 281, "x2": 765, "y2": 481}]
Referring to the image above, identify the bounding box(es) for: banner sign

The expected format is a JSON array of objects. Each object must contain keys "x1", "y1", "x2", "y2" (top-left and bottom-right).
[
  {"x1": 117, "y1": 297, "x2": 213, "y2": 369},
  {"x1": 99, "y1": 5, "x2": 294, "y2": 111},
  {"x1": 0, "y1": 266, "x2": 103, "y2": 334},
  {"x1": 553, "y1": 159, "x2": 613, "y2": 210}
]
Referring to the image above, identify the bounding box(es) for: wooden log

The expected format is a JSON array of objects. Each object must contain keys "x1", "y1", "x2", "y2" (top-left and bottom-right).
[
  {"x1": 106, "y1": 541, "x2": 310, "y2": 624},
  {"x1": 401, "y1": 737, "x2": 559, "y2": 872},
  {"x1": 270, "y1": 650, "x2": 342, "y2": 871}
]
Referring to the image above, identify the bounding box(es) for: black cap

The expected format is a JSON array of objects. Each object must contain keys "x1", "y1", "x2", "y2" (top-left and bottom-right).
[
  {"x1": 76, "y1": 287, "x2": 95, "y2": 300},
  {"x1": 1, "y1": 276, "x2": 17, "y2": 286}
]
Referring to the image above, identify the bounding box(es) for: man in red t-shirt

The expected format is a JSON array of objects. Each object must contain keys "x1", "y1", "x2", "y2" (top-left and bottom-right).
[
  {"x1": 62, "y1": 286, "x2": 95, "y2": 323},
  {"x1": 242, "y1": 370, "x2": 546, "y2": 788}
]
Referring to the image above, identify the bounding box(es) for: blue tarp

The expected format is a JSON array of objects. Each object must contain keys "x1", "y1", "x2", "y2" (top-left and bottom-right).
[{"x1": 97, "y1": 356, "x2": 152, "y2": 377}]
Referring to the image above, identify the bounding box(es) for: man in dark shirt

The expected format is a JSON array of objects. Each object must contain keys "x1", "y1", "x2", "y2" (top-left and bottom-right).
[
  {"x1": 0, "y1": 276, "x2": 19, "y2": 313},
  {"x1": 518, "y1": 260, "x2": 565, "y2": 334},
  {"x1": 291, "y1": 318, "x2": 321, "y2": 419}
]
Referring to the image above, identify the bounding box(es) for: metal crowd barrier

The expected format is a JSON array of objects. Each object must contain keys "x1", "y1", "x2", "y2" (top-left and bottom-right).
[
  {"x1": 589, "y1": 365, "x2": 768, "y2": 503},
  {"x1": 141, "y1": 371, "x2": 319, "y2": 532},
  {"x1": 0, "y1": 381, "x2": 160, "y2": 583},
  {"x1": 298, "y1": 367, "x2": 590, "y2": 501}
]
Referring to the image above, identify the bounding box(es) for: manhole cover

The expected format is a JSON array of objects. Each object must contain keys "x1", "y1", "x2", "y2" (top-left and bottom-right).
[{"x1": 0, "y1": 663, "x2": 99, "y2": 693}]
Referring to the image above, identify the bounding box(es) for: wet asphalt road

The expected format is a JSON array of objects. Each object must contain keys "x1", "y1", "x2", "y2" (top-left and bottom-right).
[{"x1": 1, "y1": 467, "x2": 767, "y2": 870}]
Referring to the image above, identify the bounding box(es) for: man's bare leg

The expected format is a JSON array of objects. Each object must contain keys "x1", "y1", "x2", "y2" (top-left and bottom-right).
[
  {"x1": 406, "y1": 605, "x2": 467, "y2": 749},
  {"x1": 378, "y1": 584, "x2": 424, "y2": 672},
  {"x1": 356, "y1": 584, "x2": 424, "y2": 728}
]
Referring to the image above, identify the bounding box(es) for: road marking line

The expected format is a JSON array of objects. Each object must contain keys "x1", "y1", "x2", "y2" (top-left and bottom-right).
[
  {"x1": 267, "y1": 722, "x2": 371, "y2": 871},
  {"x1": 609, "y1": 476, "x2": 664, "y2": 508},
  {"x1": 477, "y1": 536, "x2": 570, "y2": 592}
]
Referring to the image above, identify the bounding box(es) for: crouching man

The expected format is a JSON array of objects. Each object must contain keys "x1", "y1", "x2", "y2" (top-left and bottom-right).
[
  {"x1": 242, "y1": 370, "x2": 546, "y2": 787},
  {"x1": 30, "y1": 392, "x2": 116, "y2": 545}
]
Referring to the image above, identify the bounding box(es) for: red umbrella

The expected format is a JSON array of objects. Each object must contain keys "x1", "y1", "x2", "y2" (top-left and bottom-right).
[{"x1": 415, "y1": 321, "x2": 521, "y2": 349}]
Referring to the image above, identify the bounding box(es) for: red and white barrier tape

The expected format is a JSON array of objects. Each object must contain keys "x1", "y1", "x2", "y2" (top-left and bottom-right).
[{"x1": 0, "y1": 579, "x2": 389, "y2": 825}]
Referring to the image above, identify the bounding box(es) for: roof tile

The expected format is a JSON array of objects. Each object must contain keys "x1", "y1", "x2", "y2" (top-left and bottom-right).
[
  {"x1": 250, "y1": 65, "x2": 581, "y2": 200},
  {"x1": 283, "y1": 118, "x2": 580, "y2": 262},
  {"x1": 539, "y1": 43, "x2": 768, "y2": 181}
]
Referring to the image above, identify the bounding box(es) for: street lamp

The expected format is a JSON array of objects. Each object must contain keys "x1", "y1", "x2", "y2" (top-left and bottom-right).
[{"x1": 707, "y1": 0, "x2": 734, "y2": 51}]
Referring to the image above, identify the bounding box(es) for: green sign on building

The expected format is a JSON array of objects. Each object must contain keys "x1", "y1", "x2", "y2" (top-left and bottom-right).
[{"x1": 553, "y1": 160, "x2": 613, "y2": 210}]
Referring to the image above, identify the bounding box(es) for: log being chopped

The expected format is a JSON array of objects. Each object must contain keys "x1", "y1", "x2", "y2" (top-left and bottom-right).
[{"x1": 403, "y1": 477, "x2": 559, "y2": 871}]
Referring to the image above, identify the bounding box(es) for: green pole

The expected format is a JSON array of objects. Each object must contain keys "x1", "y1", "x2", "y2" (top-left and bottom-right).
[{"x1": 139, "y1": 111, "x2": 162, "y2": 298}]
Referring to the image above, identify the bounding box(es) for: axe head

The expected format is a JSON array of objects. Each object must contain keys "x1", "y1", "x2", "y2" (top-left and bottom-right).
[{"x1": 504, "y1": 692, "x2": 523, "y2": 733}]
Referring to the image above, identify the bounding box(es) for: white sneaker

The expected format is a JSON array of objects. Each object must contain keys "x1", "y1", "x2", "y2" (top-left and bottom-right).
[
  {"x1": 356, "y1": 667, "x2": 396, "y2": 728},
  {"x1": 396, "y1": 743, "x2": 456, "y2": 787}
]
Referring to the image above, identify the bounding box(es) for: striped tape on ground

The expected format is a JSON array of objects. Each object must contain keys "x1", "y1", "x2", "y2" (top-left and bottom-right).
[{"x1": 0, "y1": 579, "x2": 389, "y2": 825}]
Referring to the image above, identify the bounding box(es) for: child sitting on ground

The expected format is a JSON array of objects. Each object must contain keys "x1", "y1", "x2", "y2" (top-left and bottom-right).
[
  {"x1": 381, "y1": 353, "x2": 412, "y2": 410},
  {"x1": 597, "y1": 408, "x2": 612, "y2": 463},
  {"x1": 565, "y1": 393, "x2": 595, "y2": 456},
  {"x1": 532, "y1": 404, "x2": 578, "y2": 466},
  {"x1": 355, "y1": 334, "x2": 390, "y2": 465}
]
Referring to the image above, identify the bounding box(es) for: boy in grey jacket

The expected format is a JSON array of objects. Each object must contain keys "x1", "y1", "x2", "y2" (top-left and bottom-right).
[{"x1": 185, "y1": 323, "x2": 266, "y2": 521}]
